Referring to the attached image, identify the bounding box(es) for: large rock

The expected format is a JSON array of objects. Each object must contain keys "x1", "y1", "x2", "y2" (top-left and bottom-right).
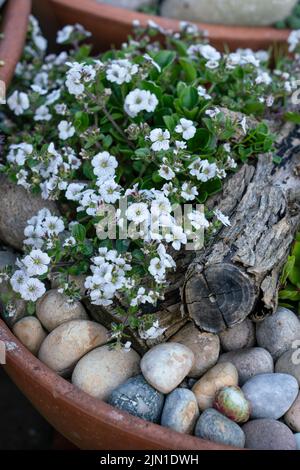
[
  {"x1": 195, "y1": 408, "x2": 245, "y2": 448},
  {"x1": 275, "y1": 348, "x2": 300, "y2": 386},
  {"x1": 192, "y1": 362, "x2": 238, "y2": 411},
  {"x1": 243, "y1": 419, "x2": 297, "y2": 450},
  {"x1": 108, "y1": 374, "x2": 164, "y2": 423},
  {"x1": 295, "y1": 433, "x2": 300, "y2": 450},
  {"x1": 96, "y1": 0, "x2": 156, "y2": 11},
  {"x1": 38, "y1": 320, "x2": 108, "y2": 376},
  {"x1": 0, "y1": 175, "x2": 58, "y2": 250},
  {"x1": 13, "y1": 316, "x2": 46, "y2": 355},
  {"x1": 72, "y1": 345, "x2": 140, "y2": 400},
  {"x1": 284, "y1": 392, "x2": 300, "y2": 432},
  {"x1": 170, "y1": 322, "x2": 220, "y2": 378},
  {"x1": 160, "y1": 0, "x2": 297, "y2": 27},
  {"x1": 36, "y1": 289, "x2": 88, "y2": 332},
  {"x1": 140, "y1": 343, "x2": 194, "y2": 394},
  {"x1": 256, "y1": 307, "x2": 300, "y2": 360},
  {"x1": 219, "y1": 319, "x2": 255, "y2": 352},
  {"x1": 218, "y1": 347, "x2": 274, "y2": 385},
  {"x1": 242, "y1": 373, "x2": 299, "y2": 420},
  {"x1": 161, "y1": 388, "x2": 199, "y2": 434}
]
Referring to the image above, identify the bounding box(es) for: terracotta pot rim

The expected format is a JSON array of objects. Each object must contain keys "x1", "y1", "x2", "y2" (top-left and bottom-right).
[
  {"x1": 0, "y1": 318, "x2": 240, "y2": 450},
  {"x1": 0, "y1": 0, "x2": 32, "y2": 86},
  {"x1": 49, "y1": 0, "x2": 291, "y2": 48}
]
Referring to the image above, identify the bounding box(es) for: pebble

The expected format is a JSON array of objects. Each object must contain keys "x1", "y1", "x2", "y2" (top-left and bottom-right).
[
  {"x1": 140, "y1": 343, "x2": 194, "y2": 394},
  {"x1": 0, "y1": 175, "x2": 58, "y2": 250},
  {"x1": 256, "y1": 307, "x2": 300, "y2": 360},
  {"x1": 213, "y1": 386, "x2": 250, "y2": 423},
  {"x1": 160, "y1": 0, "x2": 297, "y2": 27},
  {"x1": 218, "y1": 347, "x2": 274, "y2": 385},
  {"x1": 284, "y1": 392, "x2": 300, "y2": 432},
  {"x1": 108, "y1": 374, "x2": 164, "y2": 423},
  {"x1": 170, "y1": 322, "x2": 220, "y2": 378},
  {"x1": 12, "y1": 316, "x2": 46, "y2": 355},
  {"x1": 275, "y1": 348, "x2": 300, "y2": 386},
  {"x1": 72, "y1": 345, "x2": 140, "y2": 400},
  {"x1": 242, "y1": 373, "x2": 299, "y2": 419},
  {"x1": 294, "y1": 433, "x2": 300, "y2": 450},
  {"x1": 195, "y1": 408, "x2": 245, "y2": 448},
  {"x1": 38, "y1": 320, "x2": 108, "y2": 376},
  {"x1": 219, "y1": 319, "x2": 255, "y2": 352},
  {"x1": 192, "y1": 362, "x2": 238, "y2": 411},
  {"x1": 161, "y1": 388, "x2": 199, "y2": 434},
  {"x1": 243, "y1": 419, "x2": 297, "y2": 450},
  {"x1": 36, "y1": 289, "x2": 88, "y2": 332}
]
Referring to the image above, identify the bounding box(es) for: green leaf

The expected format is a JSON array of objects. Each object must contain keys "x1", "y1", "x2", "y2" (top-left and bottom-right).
[
  {"x1": 179, "y1": 86, "x2": 198, "y2": 110},
  {"x1": 163, "y1": 114, "x2": 178, "y2": 133},
  {"x1": 72, "y1": 223, "x2": 86, "y2": 243},
  {"x1": 116, "y1": 239, "x2": 131, "y2": 253},
  {"x1": 280, "y1": 255, "x2": 296, "y2": 285},
  {"x1": 153, "y1": 50, "x2": 176, "y2": 70},
  {"x1": 284, "y1": 112, "x2": 300, "y2": 124},
  {"x1": 140, "y1": 80, "x2": 163, "y2": 100},
  {"x1": 179, "y1": 58, "x2": 197, "y2": 82},
  {"x1": 289, "y1": 265, "x2": 300, "y2": 288},
  {"x1": 82, "y1": 161, "x2": 95, "y2": 180},
  {"x1": 135, "y1": 148, "x2": 151, "y2": 158},
  {"x1": 278, "y1": 288, "x2": 300, "y2": 301},
  {"x1": 74, "y1": 111, "x2": 89, "y2": 132}
]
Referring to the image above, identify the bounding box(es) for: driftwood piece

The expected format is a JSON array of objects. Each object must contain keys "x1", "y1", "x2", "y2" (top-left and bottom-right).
[{"x1": 85, "y1": 122, "x2": 300, "y2": 352}]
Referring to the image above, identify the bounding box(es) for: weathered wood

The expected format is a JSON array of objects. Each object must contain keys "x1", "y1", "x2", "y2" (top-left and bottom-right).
[{"x1": 184, "y1": 122, "x2": 300, "y2": 332}]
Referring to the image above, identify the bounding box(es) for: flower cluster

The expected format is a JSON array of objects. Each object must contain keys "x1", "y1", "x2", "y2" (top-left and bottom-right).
[{"x1": 2, "y1": 17, "x2": 299, "y2": 339}]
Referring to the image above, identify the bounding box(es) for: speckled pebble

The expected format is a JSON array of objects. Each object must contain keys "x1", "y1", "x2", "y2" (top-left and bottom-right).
[
  {"x1": 140, "y1": 343, "x2": 195, "y2": 394},
  {"x1": 219, "y1": 319, "x2": 255, "y2": 352},
  {"x1": 195, "y1": 408, "x2": 245, "y2": 448},
  {"x1": 294, "y1": 433, "x2": 300, "y2": 450},
  {"x1": 256, "y1": 307, "x2": 300, "y2": 360},
  {"x1": 243, "y1": 419, "x2": 297, "y2": 450},
  {"x1": 218, "y1": 347, "x2": 274, "y2": 385},
  {"x1": 242, "y1": 373, "x2": 299, "y2": 419},
  {"x1": 108, "y1": 374, "x2": 164, "y2": 423},
  {"x1": 284, "y1": 392, "x2": 300, "y2": 432},
  {"x1": 275, "y1": 348, "x2": 300, "y2": 386},
  {"x1": 161, "y1": 388, "x2": 199, "y2": 434}
]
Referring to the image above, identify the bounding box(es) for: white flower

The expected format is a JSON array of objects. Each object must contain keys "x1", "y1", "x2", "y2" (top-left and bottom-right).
[
  {"x1": 189, "y1": 159, "x2": 217, "y2": 181},
  {"x1": 21, "y1": 277, "x2": 46, "y2": 302},
  {"x1": 124, "y1": 89, "x2": 158, "y2": 117},
  {"x1": 31, "y1": 85, "x2": 47, "y2": 95},
  {"x1": 224, "y1": 143, "x2": 231, "y2": 153},
  {"x1": 165, "y1": 225, "x2": 187, "y2": 251},
  {"x1": 57, "y1": 25, "x2": 74, "y2": 44},
  {"x1": 158, "y1": 164, "x2": 175, "y2": 181},
  {"x1": 288, "y1": 30, "x2": 300, "y2": 52},
  {"x1": 188, "y1": 211, "x2": 210, "y2": 230},
  {"x1": 10, "y1": 270, "x2": 29, "y2": 293},
  {"x1": 188, "y1": 44, "x2": 221, "y2": 62},
  {"x1": 181, "y1": 182, "x2": 198, "y2": 201},
  {"x1": 63, "y1": 236, "x2": 76, "y2": 247},
  {"x1": 255, "y1": 72, "x2": 272, "y2": 86},
  {"x1": 45, "y1": 89, "x2": 61, "y2": 105},
  {"x1": 43, "y1": 216, "x2": 65, "y2": 236},
  {"x1": 99, "y1": 180, "x2": 121, "y2": 203},
  {"x1": 149, "y1": 128, "x2": 170, "y2": 151},
  {"x1": 139, "y1": 320, "x2": 166, "y2": 340},
  {"x1": 197, "y1": 85, "x2": 211, "y2": 100},
  {"x1": 148, "y1": 257, "x2": 166, "y2": 280},
  {"x1": 91, "y1": 151, "x2": 118, "y2": 180},
  {"x1": 23, "y1": 249, "x2": 50, "y2": 276},
  {"x1": 106, "y1": 59, "x2": 139, "y2": 85},
  {"x1": 126, "y1": 203, "x2": 149, "y2": 224},
  {"x1": 34, "y1": 105, "x2": 52, "y2": 121},
  {"x1": 226, "y1": 156, "x2": 237, "y2": 169},
  {"x1": 7, "y1": 91, "x2": 30, "y2": 116},
  {"x1": 205, "y1": 107, "x2": 221, "y2": 119},
  {"x1": 65, "y1": 182, "x2": 86, "y2": 201},
  {"x1": 175, "y1": 118, "x2": 196, "y2": 140},
  {"x1": 58, "y1": 120, "x2": 75, "y2": 140},
  {"x1": 214, "y1": 209, "x2": 231, "y2": 227}
]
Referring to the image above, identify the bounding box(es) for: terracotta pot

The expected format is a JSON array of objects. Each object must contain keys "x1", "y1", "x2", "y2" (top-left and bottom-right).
[
  {"x1": 33, "y1": 0, "x2": 291, "y2": 52},
  {"x1": 0, "y1": 318, "x2": 240, "y2": 450},
  {"x1": 0, "y1": 0, "x2": 32, "y2": 86}
]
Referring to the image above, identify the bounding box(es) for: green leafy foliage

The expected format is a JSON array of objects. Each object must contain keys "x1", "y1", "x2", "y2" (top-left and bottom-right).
[{"x1": 279, "y1": 233, "x2": 300, "y2": 314}]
